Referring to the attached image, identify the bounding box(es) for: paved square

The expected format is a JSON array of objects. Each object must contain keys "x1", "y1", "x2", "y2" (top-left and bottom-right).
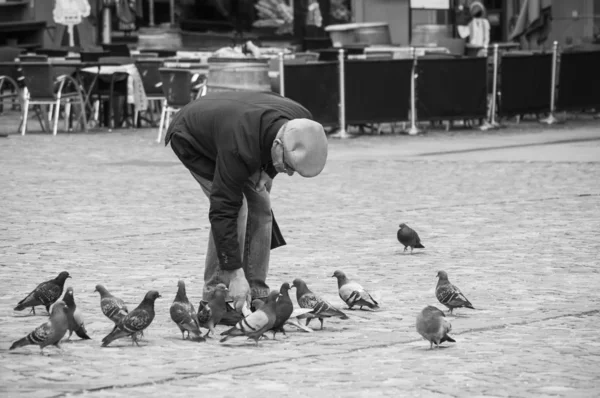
[{"x1": 1, "y1": 120, "x2": 599, "y2": 397}]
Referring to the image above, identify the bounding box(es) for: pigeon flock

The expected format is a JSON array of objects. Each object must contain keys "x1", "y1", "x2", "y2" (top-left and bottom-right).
[{"x1": 9, "y1": 223, "x2": 475, "y2": 352}]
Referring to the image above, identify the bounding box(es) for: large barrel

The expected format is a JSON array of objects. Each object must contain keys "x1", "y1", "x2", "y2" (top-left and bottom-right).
[
  {"x1": 411, "y1": 24, "x2": 453, "y2": 47},
  {"x1": 207, "y1": 58, "x2": 271, "y2": 92}
]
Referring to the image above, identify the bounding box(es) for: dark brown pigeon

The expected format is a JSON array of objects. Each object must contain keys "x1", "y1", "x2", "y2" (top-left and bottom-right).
[
  {"x1": 436, "y1": 270, "x2": 475, "y2": 315},
  {"x1": 170, "y1": 280, "x2": 204, "y2": 342},
  {"x1": 197, "y1": 283, "x2": 228, "y2": 338},
  {"x1": 219, "y1": 291, "x2": 280, "y2": 345},
  {"x1": 397, "y1": 223, "x2": 424, "y2": 253},
  {"x1": 332, "y1": 270, "x2": 379, "y2": 310},
  {"x1": 101, "y1": 290, "x2": 161, "y2": 347},
  {"x1": 10, "y1": 301, "x2": 69, "y2": 353},
  {"x1": 62, "y1": 287, "x2": 91, "y2": 340},
  {"x1": 268, "y1": 283, "x2": 294, "y2": 339},
  {"x1": 14, "y1": 271, "x2": 71, "y2": 314},
  {"x1": 416, "y1": 305, "x2": 456, "y2": 349},
  {"x1": 292, "y1": 278, "x2": 349, "y2": 330}
]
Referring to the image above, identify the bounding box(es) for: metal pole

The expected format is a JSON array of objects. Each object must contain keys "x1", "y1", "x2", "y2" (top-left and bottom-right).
[
  {"x1": 331, "y1": 48, "x2": 349, "y2": 139},
  {"x1": 406, "y1": 46, "x2": 421, "y2": 135},
  {"x1": 278, "y1": 52, "x2": 285, "y2": 97},
  {"x1": 541, "y1": 41, "x2": 560, "y2": 124},
  {"x1": 170, "y1": 0, "x2": 175, "y2": 26},
  {"x1": 480, "y1": 44, "x2": 500, "y2": 130},
  {"x1": 149, "y1": 0, "x2": 155, "y2": 27},
  {"x1": 490, "y1": 44, "x2": 500, "y2": 127},
  {"x1": 102, "y1": 7, "x2": 112, "y2": 44}
]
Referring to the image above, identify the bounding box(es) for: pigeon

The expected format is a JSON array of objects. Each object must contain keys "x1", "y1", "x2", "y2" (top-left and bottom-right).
[
  {"x1": 219, "y1": 291, "x2": 280, "y2": 345},
  {"x1": 101, "y1": 290, "x2": 161, "y2": 347},
  {"x1": 416, "y1": 305, "x2": 456, "y2": 349},
  {"x1": 197, "y1": 283, "x2": 228, "y2": 338},
  {"x1": 62, "y1": 287, "x2": 91, "y2": 340},
  {"x1": 269, "y1": 283, "x2": 294, "y2": 338},
  {"x1": 14, "y1": 271, "x2": 71, "y2": 315},
  {"x1": 10, "y1": 301, "x2": 69, "y2": 353},
  {"x1": 95, "y1": 284, "x2": 143, "y2": 340},
  {"x1": 436, "y1": 270, "x2": 475, "y2": 315},
  {"x1": 292, "y1": 278, "x2": 349, "y2": 330},
  {"x1": 253, "y1": 290, "x2": 312, "y2": 334},
  {"x1": 170, "y1": 280, "x2": 204, "y2": 342},
  {"x1": 95, "y1": 284, "x2": 129, "y2": 324},
  {"x1": 397, "y1": 223, "x2": 424, "y2": 253},
  {"x1": 331, "y1": 270, "x2": 379, "y2": 310}
]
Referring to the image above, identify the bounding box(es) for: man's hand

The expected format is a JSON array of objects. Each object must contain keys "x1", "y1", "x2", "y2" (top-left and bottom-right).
[
  {"x1": 223, "y1": 268, "x2": 251, "y2": 313},
  {"x1": 255, "y1": 170, "x2": 272, "y2": 192}
]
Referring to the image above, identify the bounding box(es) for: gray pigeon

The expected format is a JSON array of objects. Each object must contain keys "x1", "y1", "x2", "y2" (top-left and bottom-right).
[
  {"x1": 416, "y1": 305, "x2": 456, "y2": 349},
  {"x1": 220, "y1": 291, "x2": 280, "y2": 345},
  {"x1": 10, "y1": 301, "x2": 70, "y2": 353},
  {"x1": 14, "y1": 271, "x2": 71, "y2": 314},
  {"x1": 436, "y1": 271, "x2": 475, "y2": 315},
  {"x1": 292, "y1": 278, "x2": 349, "y2": 329},
  {"x1": 397, "y1": 223, "x2": 424, "y2": 253},
  {"x1": 170, "y1": 280, "x2": 204, "y2": 342},
  {"x1": 332, "y1": 270, "x2": 379, "y2": 310},
  {"x1": 95, "y1": 284, "x2": 129, "y2": 324},
  {"x1": 197, "y1": 283, "x2": 228, "y2": 338},
  {"x1": 101, "y1": 290, "x2": 161, "y2": 347},
  {"x1": 62, "y1": 287, "x2": 91, "y2": 340}
]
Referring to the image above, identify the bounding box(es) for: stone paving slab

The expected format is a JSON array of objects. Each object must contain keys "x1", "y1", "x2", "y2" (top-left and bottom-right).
[{"x1": 0, "y1": 122, "x2": 599, "y2": 397}]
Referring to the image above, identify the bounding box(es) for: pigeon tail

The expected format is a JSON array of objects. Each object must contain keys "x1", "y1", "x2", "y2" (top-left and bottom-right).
[
  {"x1": 75, "y1": 328, "x2": 92, "y2": 340},
  {"x1": 9, "y1": 336, "x2": 30, "y2": 350},
  {"x1": 415, "y1": 242, "x2": 425, "y2": 248},
  {"x1": 441, "y1": 335, "x2": 456, "y2": 343},
  {"x1": 101, "y1": 328, "x2": 129, "y2": 347},
  {"x1": 13, "y1": 303, "x2": 29, "y2": 312}
]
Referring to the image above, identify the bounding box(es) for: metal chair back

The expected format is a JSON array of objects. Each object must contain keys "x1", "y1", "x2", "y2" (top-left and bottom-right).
[
  {"x1": 36, "y1": 48, "x2": 69, "y2": 57},
  {"x1": 99, "y1": 56, "x2": 134, "y2": 65},
  {"x1": 141, "y1": 49, "x2": 177, "y2": 58},
  {"x1": 102, "y1": 44, "x2": 131, "y2": 57},
  {"x1": 80, "y1": 51, "x2": 109, "y2": 62},
  {"x1": 159, "y1": 68, "x2": 193, "y2": 107},
  {"x1": 19, "y1": 54, "x2": 48, "y2": 62},
  {"x1": 20, "y1": 62, "x2": 56, "y2": 100},
  {"x1": 136, "y1": 59, "x2": 164, "y2": 97}
]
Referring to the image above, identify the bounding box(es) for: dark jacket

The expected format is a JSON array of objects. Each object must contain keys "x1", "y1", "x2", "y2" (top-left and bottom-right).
[{"x1": 165, "y1": 91, "x2": 312, "y2": 271}]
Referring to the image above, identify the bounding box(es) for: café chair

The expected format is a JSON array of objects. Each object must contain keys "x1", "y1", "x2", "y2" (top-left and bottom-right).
[
  {"x1": 156, "y1": 68, "x2": 206, "y2": 143},
  {"x1": 19, "y1": 62, "x2": 88, "y2": 135}
]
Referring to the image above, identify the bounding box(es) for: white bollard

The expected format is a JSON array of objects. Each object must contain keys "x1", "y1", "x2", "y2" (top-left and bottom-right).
[
  {"x1": 541, "y1": 41, "x2": 561, "y2": 125},
  {"x1": 405, "y1": 46, "x2": 422, "y2": 135},
  {"x1": 331, "y1": 48, "x2": 349, "y2": 139},
  {"x1": 278, "y1": 52, "x2": 285, "y2": 97}
]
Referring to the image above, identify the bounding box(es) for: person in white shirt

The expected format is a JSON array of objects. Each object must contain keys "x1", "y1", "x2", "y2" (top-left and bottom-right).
[{"x1": 468, "y1": 1, "x2": 491, "y2": 48}]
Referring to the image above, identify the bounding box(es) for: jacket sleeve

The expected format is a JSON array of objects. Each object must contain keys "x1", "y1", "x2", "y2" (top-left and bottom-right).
[
  {"x1": 263, "y1": 162, "x2": 278, "y2": 179},
  {"x1": 209, "y1": 151, "x2": 251, "y2": 271}
]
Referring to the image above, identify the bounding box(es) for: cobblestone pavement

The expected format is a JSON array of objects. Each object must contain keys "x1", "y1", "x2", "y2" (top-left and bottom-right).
[{"x1": 1, "y1": 119, "x2": 599, "y2": 397}]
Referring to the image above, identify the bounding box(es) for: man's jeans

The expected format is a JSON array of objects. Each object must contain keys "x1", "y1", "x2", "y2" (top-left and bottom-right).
[{"x1": 190, "y1": 171, "x2": 272, "y2": 303}]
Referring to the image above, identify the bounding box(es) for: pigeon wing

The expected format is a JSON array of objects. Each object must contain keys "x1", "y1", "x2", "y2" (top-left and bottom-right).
[
  {"x1": 437, "y1": 283, "x2": 472, "y2": 308},
  {"x1": 121, "y1": 309, "x2": 151, "y2": 334},
  {"x1": 37, "y1": 282, "x2": 62, "y2": 307},
  {"x1": 101, "y1": 297, "x2": 129, "y2": 323},
  {"x1": 171, "y1": 302, "x2": 199, "y2": 333},
  {"x1": 298, "y1": 292, "x2": 320, "y2": 310},
  {"x1": 312, "y1": 298, "x2": 348, "y2": 318},
  {"x1": 197, "y1": 304, "x2": 212, "y2": 327},
  {"x1": 29, "y1": 321, "x2": 54, "y2": 347}
]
